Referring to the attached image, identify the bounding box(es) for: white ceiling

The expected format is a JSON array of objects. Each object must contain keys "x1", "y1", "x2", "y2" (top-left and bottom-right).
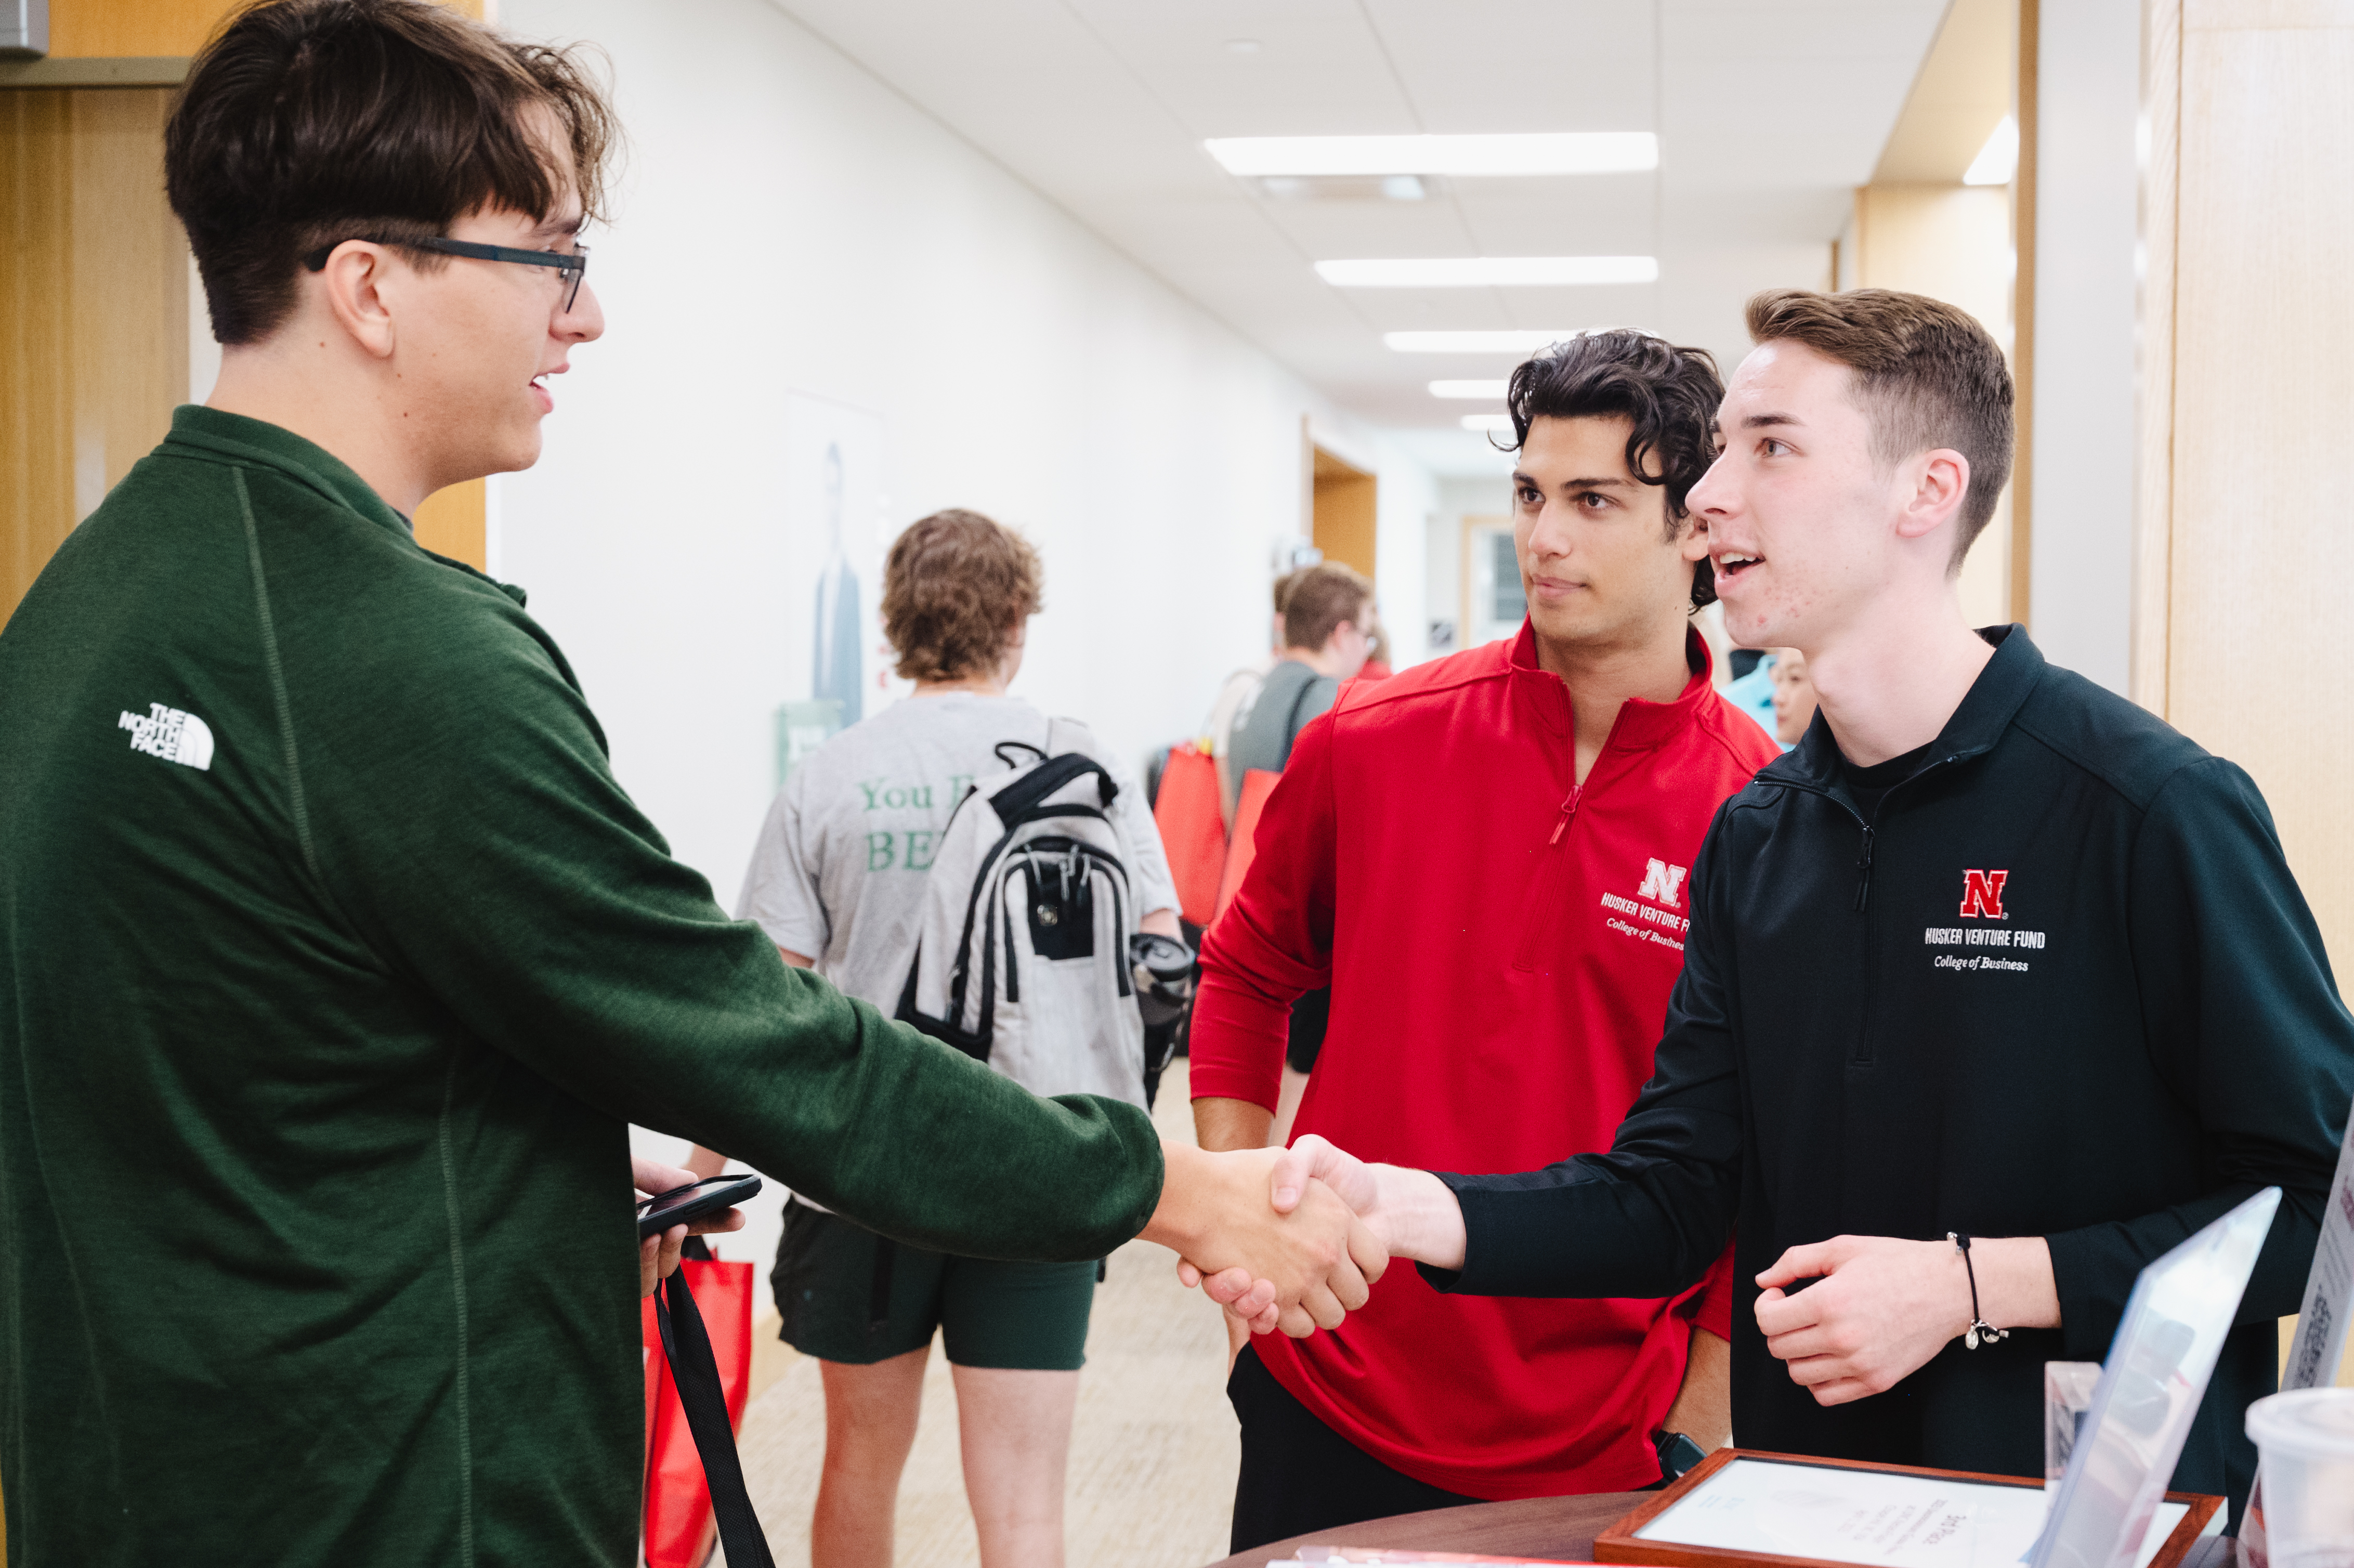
[{"x1": 768, "y1": 0, "x2": 1949, "y2": 470}]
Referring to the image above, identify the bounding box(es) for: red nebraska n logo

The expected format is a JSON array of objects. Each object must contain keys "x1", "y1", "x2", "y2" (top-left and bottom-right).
[{"x1": 1959, "y1": 869, "x2": 2009, "y2": 920}]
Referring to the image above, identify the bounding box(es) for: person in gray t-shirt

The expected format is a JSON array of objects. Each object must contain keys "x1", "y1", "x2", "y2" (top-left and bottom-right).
[
  {"x1": 1226, "y1": 561, "x2": 1375, "y2": 807},
  {"x1": 1222, "y1": 562, "x2": 1375, "y2": 1106},
  {"x1": 692, "y1": 510, "x2": 1179, "y2": 1568}
]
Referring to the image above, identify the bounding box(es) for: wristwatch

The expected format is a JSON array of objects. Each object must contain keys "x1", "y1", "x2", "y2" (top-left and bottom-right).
[{"x1": 1654, "y1": 1429, "x2": 1709, "y2": 1484}]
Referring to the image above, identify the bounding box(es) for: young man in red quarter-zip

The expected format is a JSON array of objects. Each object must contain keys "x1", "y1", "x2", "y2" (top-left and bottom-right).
[{"x1": 1189, "y1": 330, "x2": 1781, "y2": 1552}]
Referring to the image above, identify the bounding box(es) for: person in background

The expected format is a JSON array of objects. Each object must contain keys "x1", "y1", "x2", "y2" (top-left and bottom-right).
[
  {"x1": 1355, "y1": 605, "x2": 1394, "y2": 683},
  {"x1": 1720, "y1": 647, "x2": 1779, "y2": 744},
  {"x1": 1771, "y1": 645, "x2": 1819, "y2": 747},
  {"x1": 689, "y1": 510, "x2": 1183, "y2": 1568},
  {"x1": 1221, "y1": 561, "x2": 1376, "y2": 1139},
  {"x1": 1189, "y1": 330, "x2": 1779, "y2": 1552},
  {"x1": 1201, "y1": 570, "x2": 1300, "y2": 828},
  {"x1": 1224, "y1": 562, "x2": 1374, "y2": 814}
]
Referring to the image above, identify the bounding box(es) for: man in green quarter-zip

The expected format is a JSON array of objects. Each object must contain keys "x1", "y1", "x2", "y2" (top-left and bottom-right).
[{"x1": 0, "y1": 4, "x2": 1375, "y2": 1564}]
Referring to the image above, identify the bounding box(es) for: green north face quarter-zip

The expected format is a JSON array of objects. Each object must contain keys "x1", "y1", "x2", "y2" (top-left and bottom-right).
[{"x1": 0, "y1": 407, "x2": 1163, "y2": 1567}]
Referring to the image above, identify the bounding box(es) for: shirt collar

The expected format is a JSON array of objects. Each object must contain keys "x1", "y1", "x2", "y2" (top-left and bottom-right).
[
  {"x1": 1766, "y1": 624, "x2": 2045, "y2": 791},
  {"x1": 158, "y1": 405, "x2": 416, "y2": 544},
  {"x1": 1508, "y1": 617, "x2": 1721, "y2": 751}
]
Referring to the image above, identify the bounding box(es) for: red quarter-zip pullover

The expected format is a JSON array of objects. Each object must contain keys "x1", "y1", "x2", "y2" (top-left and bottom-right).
[{"x1": 1191, "y1": 622, "x2": 1778, "y2": 1498}]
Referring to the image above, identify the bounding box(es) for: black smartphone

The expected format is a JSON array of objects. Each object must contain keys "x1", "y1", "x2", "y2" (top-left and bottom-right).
[{"x1": 636, "y1": 1173, "x2": 762, "y2": 1239}]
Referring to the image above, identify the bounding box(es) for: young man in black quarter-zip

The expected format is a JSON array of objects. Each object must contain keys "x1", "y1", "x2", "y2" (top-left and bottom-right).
[{"x1": 1213, "y1": 288, "x2": 2354, "y2": 1522}]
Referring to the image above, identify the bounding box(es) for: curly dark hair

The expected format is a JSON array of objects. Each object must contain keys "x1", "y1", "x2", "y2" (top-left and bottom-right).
[
  {"x1": 882, "y1": 509, "x2": 1044, "y2": 683},
  {"x1": 1504, "y1": 330, "x2": 1725, "y2": 609}
]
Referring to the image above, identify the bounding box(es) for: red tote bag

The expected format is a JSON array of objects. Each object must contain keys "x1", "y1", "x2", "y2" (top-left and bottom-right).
[
  {"x1": 1153, "y1": 742, "x2": 1227, "y2": 927},
  {"x1": 642, "y1": 1239, "x2": 757, "y2": 1568},
  {"x1": 1213, "y1": 767, "x2": 1281, "y2": 930}
]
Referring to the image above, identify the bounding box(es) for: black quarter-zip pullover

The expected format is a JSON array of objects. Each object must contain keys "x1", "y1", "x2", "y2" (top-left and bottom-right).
[{"x1": 1426, "y1": 626, "x2": 2354, "y2": 1518}]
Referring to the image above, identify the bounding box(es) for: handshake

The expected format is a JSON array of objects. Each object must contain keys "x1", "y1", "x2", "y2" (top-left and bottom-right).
[{"x1": 1143, "y1": 1135, "x2": 1469, "y2": 1338}]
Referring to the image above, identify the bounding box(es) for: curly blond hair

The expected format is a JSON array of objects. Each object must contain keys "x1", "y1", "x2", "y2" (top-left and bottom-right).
[{"x1": 881, "y1": 509, "x2": 1043, "y2": 683}]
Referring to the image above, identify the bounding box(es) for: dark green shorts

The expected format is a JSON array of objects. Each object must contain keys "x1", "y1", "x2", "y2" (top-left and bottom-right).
[{"x1": 773, "y1": 1199, "x2": 1096, "y2": 1370}]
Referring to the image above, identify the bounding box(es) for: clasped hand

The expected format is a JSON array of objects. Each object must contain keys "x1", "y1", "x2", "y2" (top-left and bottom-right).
[
  {"x1": 1167, "y1": 1134, "x2": 1463, "y2": 1338},
  {"x1": 1146, "y1": 1141, "x2": 1388, "y2": 1336}
]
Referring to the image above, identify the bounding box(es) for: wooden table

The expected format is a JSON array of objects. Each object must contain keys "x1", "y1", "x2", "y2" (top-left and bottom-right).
[
  {"x1": 1204, "y1": 1492, "x2": 2243, "y2": 1568},
  {"x1": 1206, "y1": 1492, "x2": 1640, "y2": 1566}
]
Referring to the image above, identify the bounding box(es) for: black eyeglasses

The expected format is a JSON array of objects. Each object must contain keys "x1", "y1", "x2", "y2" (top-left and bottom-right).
[{"x1": 302, "y1": 236, "x2": 590, "y2": 312}]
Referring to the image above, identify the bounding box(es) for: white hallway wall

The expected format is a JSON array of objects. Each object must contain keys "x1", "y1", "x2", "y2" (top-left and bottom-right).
[
  {"x1": 499, "y1": 0, "x2": 1429, "y2": 920},
  {"x1": 495, "y1": 0, "x2": 1432, "y2": 1297}
]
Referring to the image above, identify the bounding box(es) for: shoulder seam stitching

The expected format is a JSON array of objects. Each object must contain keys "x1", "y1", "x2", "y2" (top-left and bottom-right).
[
  {"x1": 2007, "y1": 700, "x2": 2192, "y2": 814},
  {"x1": 1338, "y1": 659, "x2": 1507, "y2": 717},
  {"x1": 237, "y1": 472, "x2": 326, "y2": 883}
]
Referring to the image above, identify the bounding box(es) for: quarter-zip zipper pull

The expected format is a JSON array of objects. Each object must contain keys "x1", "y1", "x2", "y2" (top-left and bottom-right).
[
  {"x1": 1852, "y1": 824, "x2": 1876, "y2": 912},
  {"x1": 1548, "y1": 785, "x2": 1583, "y2": 845}
]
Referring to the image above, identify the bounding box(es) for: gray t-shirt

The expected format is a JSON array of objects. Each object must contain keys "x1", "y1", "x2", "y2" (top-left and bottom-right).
[
  {"x1": 738, "y1": 691, "x2": 1178, "y2": 1012},
  {"x1": 1225, "y1": 657, "x2": 1337, "y2": 810}
]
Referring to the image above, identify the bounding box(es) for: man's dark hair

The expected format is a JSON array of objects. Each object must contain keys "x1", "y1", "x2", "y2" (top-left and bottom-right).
[
  {"x1": 1744, "y1": 288, "x2": 2015, "y2": 569},
  {"x1": 165, "y1": 0, "x2": 617, "y2": 346},
  {"x1": 1283, "y1": 562, "x2": 1372, "y2": 652},
  {"x1": 1505, "y1": 330, "x2": 1725, "y2": 609}
]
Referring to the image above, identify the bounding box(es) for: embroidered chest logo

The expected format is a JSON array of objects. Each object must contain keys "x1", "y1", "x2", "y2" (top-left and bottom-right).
[
  {"x1": 1958, "y1": 868, "x2": 2008, "y2": 920},
  {"x1": 119, "y1": 703, "x2": 215, "y2": 772},
  {"x1": 1637, "y1": 858, "x2": 1688, "y2": 909}
]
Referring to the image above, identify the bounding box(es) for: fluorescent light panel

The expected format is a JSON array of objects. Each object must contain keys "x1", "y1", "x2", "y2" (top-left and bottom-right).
[
  {"x1": 1963, "y1": 117, "x2": 2018, "y2": 186},
  {"x1": 1317, "y1": 256, "x2": 1656, "y2": 288},
  {"x1": 1207, "y1": 132, "x2": 1656, "y2": 178},
  {"x1": 1461, "y1": 413, "x2": 1516, "y2": 432},
  {"x1": 1387, "y1": 330, "x2": 1587, "y2": 354},
  {"x1": 1430, "y1": 380, "x2": 1508, "y2": 399}
]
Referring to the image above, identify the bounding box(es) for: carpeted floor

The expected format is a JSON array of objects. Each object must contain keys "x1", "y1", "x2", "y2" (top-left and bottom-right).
[{"x1": 728, "y1": 1060, "x2": 1241, "y2": 1567}]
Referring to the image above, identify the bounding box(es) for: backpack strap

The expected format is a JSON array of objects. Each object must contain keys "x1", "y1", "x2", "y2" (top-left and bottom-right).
[
  {"x1": 654, "y1": 1248, "x2": 777, "y2": 1568},
  {"x1": 991, "y1": 751, "x2": 1115, "y2": 825},
  {"x1": 1280, "y1": 670, "x2": 1329, "y2": 758}
]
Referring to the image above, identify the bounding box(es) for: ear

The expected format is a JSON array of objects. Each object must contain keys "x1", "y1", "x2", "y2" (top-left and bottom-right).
[
  {"x1": 313, "y1": 241, "x2": 402, "y2": 361},
  {"x1": 1678, "y1": 509, "x2": 1711, "y2": 564},
  {"x1": 1893, "y1": 448, "x2": 1970, "y2": 545}
]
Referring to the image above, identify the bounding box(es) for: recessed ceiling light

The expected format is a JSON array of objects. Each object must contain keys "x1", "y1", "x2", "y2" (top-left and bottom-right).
[
  {"x1": 1963, "y1": 117, "x2": 2018, "y2": 186},
  {"x1": 1317, "y1": 256, "x2": 1656, "y2": 288},
  {"x1": 1206, "y1": 133, "x2": 1656, "y2": 177},
  {"x1": 1461, "y1": 413, "x2": 1516, "y2": 433},
  {"x1": 1430, "y1": 380, "x2": 1508, "y2": 399},
  {"x1": 1386, "y1": 330, "x2": 1590, "y2": 353},
  {"x1": 1224, "y1": 38, "x2": 1260, "y2": 55}
]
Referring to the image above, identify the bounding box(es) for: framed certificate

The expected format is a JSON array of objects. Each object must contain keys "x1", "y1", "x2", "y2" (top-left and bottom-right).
[{"x1": 1593, "y1": 1450, "x2": 2221, "y2": 1568}]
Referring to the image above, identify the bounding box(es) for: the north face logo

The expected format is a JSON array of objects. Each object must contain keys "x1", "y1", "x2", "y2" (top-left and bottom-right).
[
  {"x1": 119, "y1": 703, "x2": 214, "y2": 771},
  {"x1": 1638, "y1": 858, "x2": 1688, "y2": 908},
  {"x1": 1959, "y1": 869, "x2": 2008, "y2": 920}
]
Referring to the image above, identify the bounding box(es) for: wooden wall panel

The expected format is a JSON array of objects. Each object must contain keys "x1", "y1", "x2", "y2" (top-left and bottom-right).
[
  {"x1": 414, "y1": 479, "x2": 487, "y2": 569},
  {"x1": 1, "y1": 87, "x2": 182, "y2": 624},
  {"x1": 1, "y1": 92, "x2": 75, "y2": 622},
  {"x1": 48, "y1": 0, "x2": 229, "y2": 57},
  {"x1": 2166, "y1": 7, "x2": 2354, "y2": 981},
  {"x1": 46, "y1": 0, "x2": 483, "y2": 55},
  {"x1": 1311, "y1": 447, "x2": 1377, "y2": 583}
]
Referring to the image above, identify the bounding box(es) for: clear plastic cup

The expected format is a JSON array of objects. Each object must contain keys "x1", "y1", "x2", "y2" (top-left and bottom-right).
[{"x1": 2247, "y1": 1389, "x2": 2354, "y2": 1568}]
